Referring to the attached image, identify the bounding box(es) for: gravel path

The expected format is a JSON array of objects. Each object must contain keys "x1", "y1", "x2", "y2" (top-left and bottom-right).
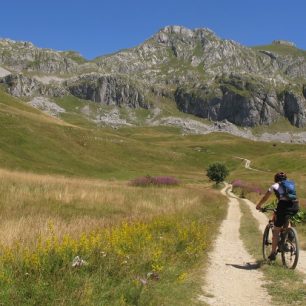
[
  {"x1": 198, "y1": 185, "x2": 271, "y2": 305},
  {"x1": 234, "y1": 156, "x2": 264, "y2": 172}
]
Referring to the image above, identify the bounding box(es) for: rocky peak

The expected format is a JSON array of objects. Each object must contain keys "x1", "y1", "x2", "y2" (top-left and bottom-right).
[
  {"x1": 0, "y1": 38, "x2": 88, "y2": 74},
  {"x1": 153, "y1": 25, "x2": 219, "y2": 48},
  {"x1": 162, "y1": 25, "x2": 194, "y2": 35},
  {"x1": 272, "y1": 40, "x2": 296, "y2": 47},
  {"x1": 0, "y1": 38, "x2": 35, "y2": 48},
  {"x1": 155, "y1": 25, "x2": 218, "y2": 42},
  {"x1": 1, "y1": 26, "x2": 306, "y2": 130}
]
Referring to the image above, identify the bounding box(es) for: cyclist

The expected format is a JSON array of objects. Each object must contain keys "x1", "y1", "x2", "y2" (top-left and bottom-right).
[{"x1": 256, "y1": 172, "x2": 299, "y2": 261}]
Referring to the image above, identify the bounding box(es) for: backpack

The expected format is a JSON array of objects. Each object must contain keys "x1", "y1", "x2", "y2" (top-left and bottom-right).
[{"x1": 280, "y1": 179, "x2": 297, "y2": 201}]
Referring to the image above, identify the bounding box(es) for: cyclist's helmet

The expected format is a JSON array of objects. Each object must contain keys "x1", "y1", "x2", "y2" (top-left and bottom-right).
[{"x1": 274, "y1": 171, "x2": 287, "y2": 182}]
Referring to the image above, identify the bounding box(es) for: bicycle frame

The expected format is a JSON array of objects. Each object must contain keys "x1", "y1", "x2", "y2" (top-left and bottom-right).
[{"x1": 261, "y1": 207, "x2": 299, "y2": 269}]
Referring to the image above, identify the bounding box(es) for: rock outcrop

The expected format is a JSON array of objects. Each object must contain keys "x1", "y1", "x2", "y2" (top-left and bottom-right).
[
  {"x1": 0, "y1": 74, "x2": 66, "y2": 97},
  {"x1": 175, "y1": 77, "x2": 306, "y2": 127},
  {"x1": 0, "y1": 39, "x2": 86, "y2": 74},
  {"x1": 66, "y1": 74, "x2": 149, "y2": 108},
  {"x1": 0, "y1": 66, "x2": 11, "y2": 77},
  {"x1": 28, "y1": 97, "x2": 65, "y2": 117},
  {"x1": 283, "y1": 91, "x2": 306, "y2": 127}
]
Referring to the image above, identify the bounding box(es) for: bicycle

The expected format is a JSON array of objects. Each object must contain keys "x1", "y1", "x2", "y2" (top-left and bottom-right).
[{"x1": 261, "y1": 207, "x2": 299, "y2": 269}]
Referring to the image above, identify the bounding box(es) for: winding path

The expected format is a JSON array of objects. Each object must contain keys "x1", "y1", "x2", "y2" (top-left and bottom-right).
[
  {"x1": 234, "y1": 156, "x2": 264, "y2": 172},
  {"x1": 198, "y1": 185, "x2": 271, "y2": 305}
]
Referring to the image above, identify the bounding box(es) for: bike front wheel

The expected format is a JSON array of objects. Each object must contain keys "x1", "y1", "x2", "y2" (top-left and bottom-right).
[
  {"x1": 281, "y1": 227, "x2": 299, "y2": 269},
  {"x1": 262, "y1": 224, "x2": 273, "y2": 261}
]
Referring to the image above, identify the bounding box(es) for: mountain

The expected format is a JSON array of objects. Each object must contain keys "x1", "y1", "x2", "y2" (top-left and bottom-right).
[{"x1": 1, "y1": 25, "x2": 306, "y2": 128}]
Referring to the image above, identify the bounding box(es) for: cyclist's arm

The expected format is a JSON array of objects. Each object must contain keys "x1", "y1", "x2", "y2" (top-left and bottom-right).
[{"x1": 256, "y1": 190, "x2": 272, "y2": 210}]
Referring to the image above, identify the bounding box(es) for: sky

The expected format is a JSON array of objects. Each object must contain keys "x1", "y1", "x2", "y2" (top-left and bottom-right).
[{"x1": 0, "y1": 0, "x2": 305, "y2": 59}]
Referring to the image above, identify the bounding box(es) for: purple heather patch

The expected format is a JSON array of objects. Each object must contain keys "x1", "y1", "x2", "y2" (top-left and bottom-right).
[
  {"x1": 130, "y1": 175, "x2": 179, "y2": 187},
  {"x1": 231, "y1": 179, "x2": 263, "y2": 195}
]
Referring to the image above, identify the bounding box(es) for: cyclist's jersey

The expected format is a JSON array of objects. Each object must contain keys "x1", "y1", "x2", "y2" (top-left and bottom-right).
[
  {"x1": 268, "y1": 183, "x2": 286, "y2": 200},
  {"x1": 268, "y1": 183, "x2": 299, "y2": 227}
]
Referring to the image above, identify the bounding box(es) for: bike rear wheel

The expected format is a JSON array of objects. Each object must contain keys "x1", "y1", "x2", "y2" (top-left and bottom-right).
[
  {"x1": 281, "y1": 227, "x2": 299, "y2": 269},
  {"x1": 262, "y1": 224, "x2": 273, "y2": 261}
]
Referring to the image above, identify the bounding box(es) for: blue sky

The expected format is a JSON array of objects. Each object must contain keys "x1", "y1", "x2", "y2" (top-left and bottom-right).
[{"x1": 0, "y1": 0, "x2": 305, "y2": 59}]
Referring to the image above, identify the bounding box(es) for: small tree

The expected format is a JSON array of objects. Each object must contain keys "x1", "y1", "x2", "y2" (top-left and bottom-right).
[{"x1": 206, "y1": 163, "x2": 229, "y2": 184}]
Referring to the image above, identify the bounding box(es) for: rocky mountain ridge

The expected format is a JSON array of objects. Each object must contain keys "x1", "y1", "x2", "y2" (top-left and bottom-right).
[{"x1": 1, "y1": 25, "x2": 306, "y2": 129}]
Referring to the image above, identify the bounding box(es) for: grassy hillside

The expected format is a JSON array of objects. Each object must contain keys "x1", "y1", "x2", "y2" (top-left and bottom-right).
[
  {"x1": 3, "y1": 87, "x2": 306, "y2": 196},
  {"x1": 2, "y1": 87, "x2": 306, "y2": 201},
  {"x1": 1, "y1": 88, "x2": 306, "y2": 303}
]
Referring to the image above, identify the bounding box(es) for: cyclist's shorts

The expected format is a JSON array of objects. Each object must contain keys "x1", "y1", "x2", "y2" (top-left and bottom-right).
[{"x1": 274, "y1": 200, "x2": 299, "y2": 227}]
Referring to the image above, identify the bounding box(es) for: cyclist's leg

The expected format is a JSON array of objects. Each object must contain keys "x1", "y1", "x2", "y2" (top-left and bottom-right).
[
  {"x1": 283, "y1": 215, "x2": 290, "y2": 229},
  {"x1": 269, "y1": 212, "x2": 286, "y2": 259},
  {"x1": 271, "y1": 226, "x2": 281, "y2": 254}
]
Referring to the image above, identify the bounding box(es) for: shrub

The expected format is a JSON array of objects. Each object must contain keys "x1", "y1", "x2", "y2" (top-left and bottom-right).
[
  {"x1": 291, "y1": 210, "x2": 306, "y2": 225},
  {"x1": 206, "y1": 163, "x2": 229, "y2": 184},
  {"x1": 231, "y1": 179, "x2": 264, "y2": 197},
  {"x1": 130, "y1": 175, "x2": 179, "y2": 187}
]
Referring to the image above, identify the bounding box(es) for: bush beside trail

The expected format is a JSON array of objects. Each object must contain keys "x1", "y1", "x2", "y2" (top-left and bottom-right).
[
  {"x1": 206, "y1": 163, "x2": 229, "y2": 185},
  {"x1": 231, "y1": 179, "x2": 264, "y2": 198},
  {"x1": 130, "y1": 175, "x2": 180, "y2": 187}
]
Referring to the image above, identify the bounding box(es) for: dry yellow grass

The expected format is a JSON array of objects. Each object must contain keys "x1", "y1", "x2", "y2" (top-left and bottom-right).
[
  {"x1": 0, "y1": 168, "x2": 217, "y2": 248},
  {"x1": 0, "y1": 167, "x2": 227, "y2": 305}
]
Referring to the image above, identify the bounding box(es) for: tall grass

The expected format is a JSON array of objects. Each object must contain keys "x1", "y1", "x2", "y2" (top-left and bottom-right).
[
  {"x1": 0, "y1": 168, "x2": 227, "y2": 305},
  {"x1": 0, "y1": 169, "x2": 206, "y2": 247}
]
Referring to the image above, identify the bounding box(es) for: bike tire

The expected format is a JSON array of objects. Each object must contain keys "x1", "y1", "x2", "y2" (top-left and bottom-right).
[
  {"x1": 281, "y1": 227, "x2": 299, "y2": 269},
  {"x1": 262, "y1": 224, "x2": 273, "y2": 261}
]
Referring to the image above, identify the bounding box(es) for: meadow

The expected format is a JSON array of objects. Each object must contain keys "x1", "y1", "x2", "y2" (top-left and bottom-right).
[
  {"x1": 1, "y1": 88, "x2": 306, "y2": 304},
  {"x1": 0, "y1": 169, "x2": 226, "y2": 305}
]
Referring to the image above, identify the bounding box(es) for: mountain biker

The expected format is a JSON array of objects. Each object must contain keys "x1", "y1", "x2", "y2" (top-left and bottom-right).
[{"x1": 256, "y1": 172, "x2": 299, "y2": 261}]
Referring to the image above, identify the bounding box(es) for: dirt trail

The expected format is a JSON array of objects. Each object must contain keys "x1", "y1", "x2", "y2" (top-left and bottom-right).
[
  {"x1": 234, "y1": 156, "x2": 264, "y2": 172},
  {"x1": 199, "y1": 185, "x2": 271, "y2": 305}
]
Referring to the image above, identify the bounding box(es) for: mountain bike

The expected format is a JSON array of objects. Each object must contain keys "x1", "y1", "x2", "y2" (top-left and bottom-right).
[{"x1": 261, "y1": 207, "x2": 299, "y2": 269}]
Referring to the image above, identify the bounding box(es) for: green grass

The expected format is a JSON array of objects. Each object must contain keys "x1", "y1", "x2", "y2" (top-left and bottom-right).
[
  {"x1": 4, "y1": 87, "x2": 306, "y2": 188},
  {"x1": 0, "y1": 214, "x2": 221, "y2": 305},
  {"x1": 239, "y1": 200, "x2": 306, "y2": 305},
  {"x1": 3, "y1": 87, "x2": 306, "y2": 200},
  {"x1": 54, "y1": 95, "x2": 92, "y2": 112},
  {"x1": 0, "y1": 88, "x2": 249, "y2": 181}
]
